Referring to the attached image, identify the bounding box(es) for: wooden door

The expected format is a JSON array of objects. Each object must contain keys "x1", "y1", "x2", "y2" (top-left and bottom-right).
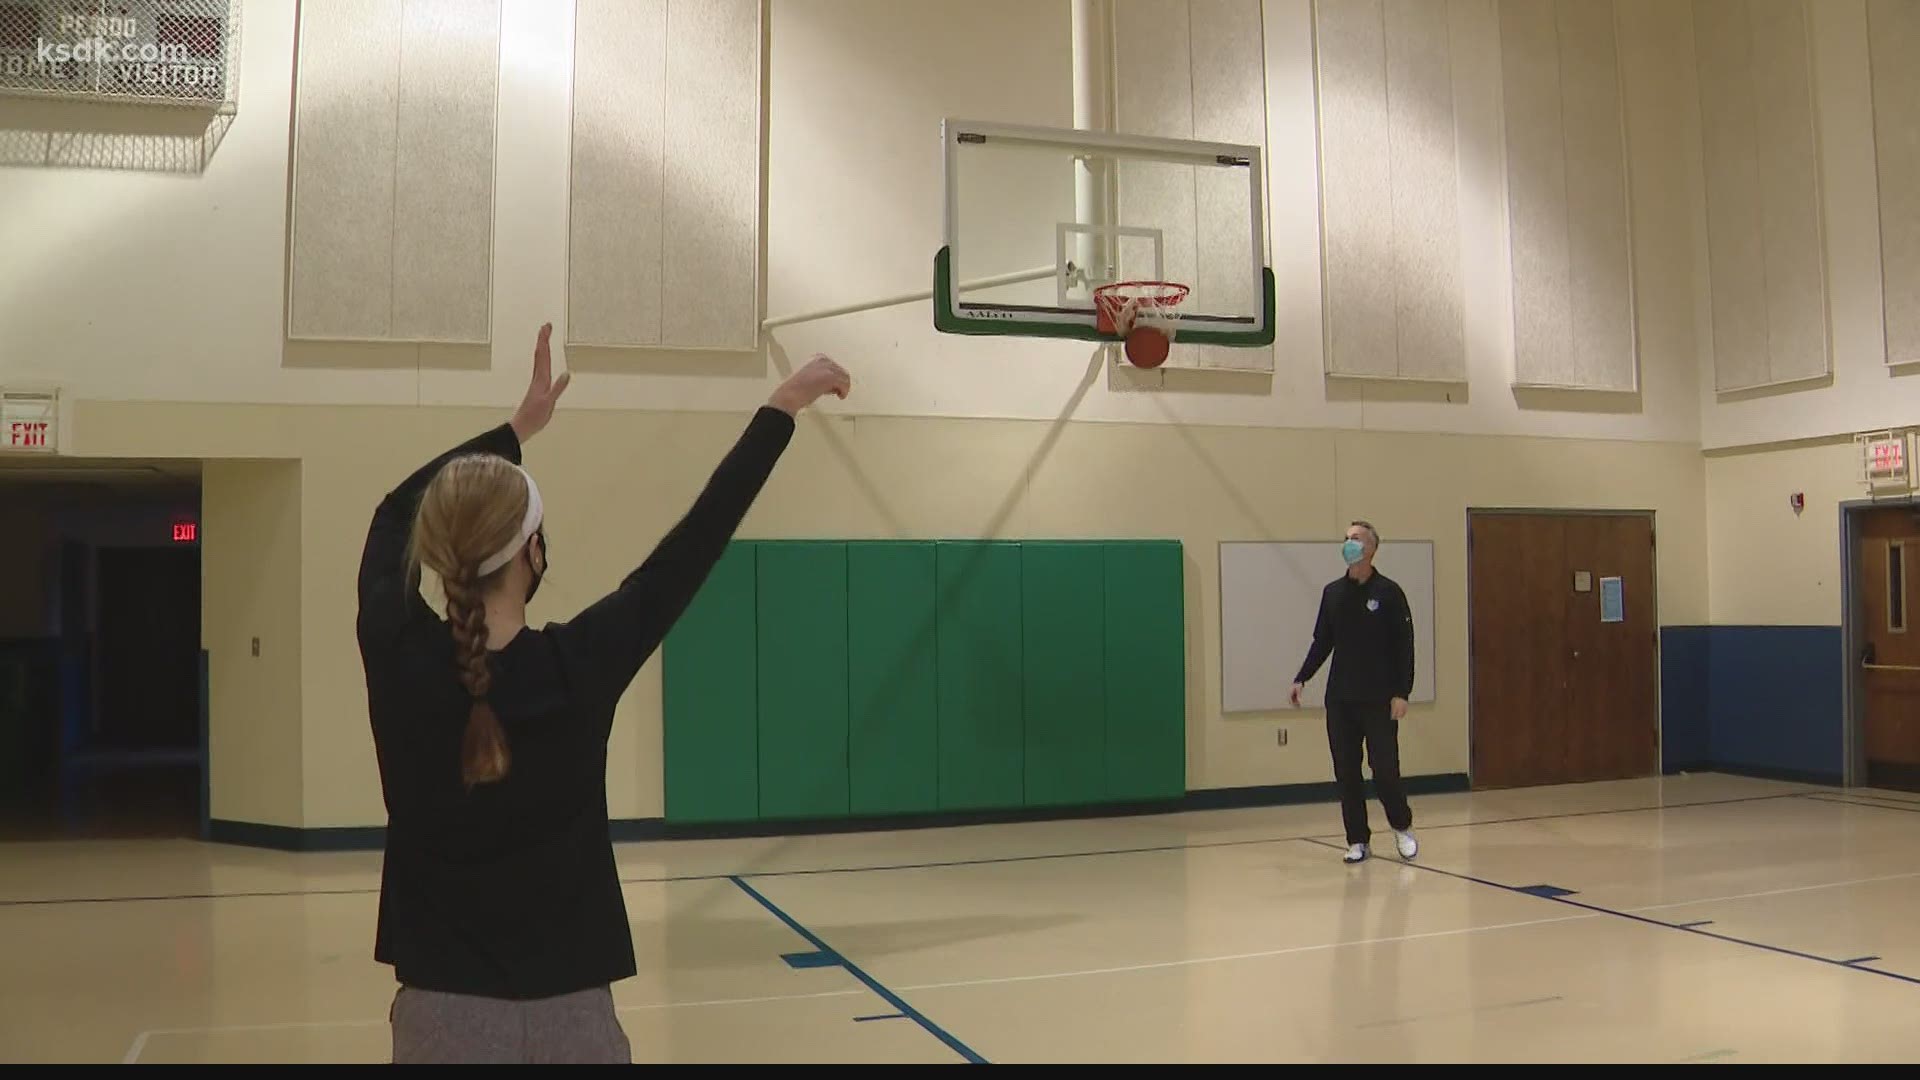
[
  {"x1": 1860, "y1": 508, "x2": 1920, "y2": 789},
  {"x1": 1469, "y1": 512, "x2": 1660, "y2": 788},
  {"x1": 1469, "y1": 515, "x2": 1570, "y2": 788},
  {"x1": 1563, "y1": 515, "x2": 1659, "y2": 783}
]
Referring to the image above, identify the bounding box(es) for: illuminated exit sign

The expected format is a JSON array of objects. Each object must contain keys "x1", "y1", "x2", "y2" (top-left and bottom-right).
[
  {"x1": 1859, "y1": 430, "x2": 1916, "y2": 495},
  {"x1": 1870, "y1": 438, "x2": 1904, "y2": 474},
  {"x1": 173, "y1": 523, "x2": 198, "y2": 543}
]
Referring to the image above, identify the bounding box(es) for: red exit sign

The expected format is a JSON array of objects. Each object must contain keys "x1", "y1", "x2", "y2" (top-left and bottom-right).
[
  {"x1": 173, "y1": 523, "x2": 198, "y2": 543},
  {"x1": 1871, "y1": 438, "x2": 1905, "y2": 473},
  {"x1": 6, "y1": 420, "x2": 49, "y2": 449}
]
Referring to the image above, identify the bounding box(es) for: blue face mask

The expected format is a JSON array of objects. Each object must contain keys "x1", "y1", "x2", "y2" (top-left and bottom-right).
[{"x1": 1341, "y1": 538, "x2": 1366, "y2": 566}]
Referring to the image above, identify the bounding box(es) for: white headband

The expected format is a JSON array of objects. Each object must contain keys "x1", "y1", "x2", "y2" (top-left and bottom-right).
[{"x1": 477, "y1": 465, "x2": 544, "y2": 577}]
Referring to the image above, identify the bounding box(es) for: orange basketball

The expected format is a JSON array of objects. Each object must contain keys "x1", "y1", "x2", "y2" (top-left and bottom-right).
[{"x1": 1125, "y1": 326, "x2": 1171, "y2": 368}]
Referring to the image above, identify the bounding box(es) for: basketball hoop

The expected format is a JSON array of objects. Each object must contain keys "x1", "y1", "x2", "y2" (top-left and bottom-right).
[{"x1": 1094, "y1": 280, "x2": 1189, "y2": 369}]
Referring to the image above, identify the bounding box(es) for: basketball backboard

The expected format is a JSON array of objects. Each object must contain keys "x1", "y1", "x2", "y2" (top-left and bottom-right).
[{"x1": 935, "y1": 119, "x2": 1273, "y2": 347}]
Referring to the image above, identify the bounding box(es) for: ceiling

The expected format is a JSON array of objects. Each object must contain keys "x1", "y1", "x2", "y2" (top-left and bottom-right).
[{"x1": 0, "y1": 456, "x2": 201, "y2": 488}]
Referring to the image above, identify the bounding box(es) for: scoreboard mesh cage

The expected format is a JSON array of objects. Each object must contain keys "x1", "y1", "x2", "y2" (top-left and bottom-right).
[{"x1": 0, "y1": 0, "x2": 240, "y2": 110}]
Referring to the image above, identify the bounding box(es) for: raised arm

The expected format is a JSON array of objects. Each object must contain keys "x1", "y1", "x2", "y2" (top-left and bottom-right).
[
  {"x1": 555, "y1": 355, "x2": 852, "y2": 715},
  {"x1": 355, "y1": 423, "x2": 524, "y2": 643},
  {"x1": 357, "y1": 323, "x2": 569, "y2": 648}
]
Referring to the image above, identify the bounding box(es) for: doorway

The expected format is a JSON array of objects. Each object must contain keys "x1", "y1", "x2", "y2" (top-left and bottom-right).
[
  {"x1": 1468, "y1": 511, "x2": 1660, "y2": 788},
  {"x1": 1853, "y1": 504, "x2": 1920, "y2": 790},
  {"x1": 0, "y1": 461, "x2": 202, "y2": 839}
]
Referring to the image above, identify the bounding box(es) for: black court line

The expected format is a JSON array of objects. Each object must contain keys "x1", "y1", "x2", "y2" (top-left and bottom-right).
[
  {"x1": 617, "y1": 791, "x2": 1817, "y2": 885},
  {"x1": 0, "y1": 790, "x2": 1831, "y2": 909},
  {"x1": 729, "y1": 876, "x2": 986, "y2": 1064},
  {"x1": 1849, "y1": 790, "x2": 1920, "y2": 806},
  {"x1": 1297, "y1": 838, "x2": 1920, "y2": 989},
  {"x1": 1800, "y1": 794, "x2": 1920, "y2": 816}
]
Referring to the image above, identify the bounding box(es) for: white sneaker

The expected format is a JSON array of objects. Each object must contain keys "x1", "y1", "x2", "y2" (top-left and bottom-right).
[
  {"x1": 1343, "y1": 843, "x2": 1369, "y2": 864},
  {"x1": 1394, "y1": 830, "x2": 1419, "y2": 861}
]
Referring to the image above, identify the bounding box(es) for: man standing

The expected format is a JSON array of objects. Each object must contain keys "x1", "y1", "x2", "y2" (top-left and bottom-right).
[{"x1": 1290, "y1": 521, "x2": 1418, "y2": 864}]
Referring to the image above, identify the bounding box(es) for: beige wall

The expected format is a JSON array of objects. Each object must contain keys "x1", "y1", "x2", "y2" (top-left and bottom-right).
[
  {"x1": 1705, "y1": 438, "x2": 1862, "y2": 627},
  {"x1": 200, "y1": 459, "x2": 304, "y2": 827},
  {"x1": 19, "y1": 0, "x2": 1905, "y2": 827},
  {"x1": 1699, "y1": 0, "x2": 1920, "y2": 449},
  {"x1": 1695, "y1": 1, "x2": 1916, "y2": 634},
  {"x1": 0, "y1": 0, "x2": 1704, "y2": 443},
  {"x1": 84, "y1": 399, "x2": 1704, "y2": 826}
]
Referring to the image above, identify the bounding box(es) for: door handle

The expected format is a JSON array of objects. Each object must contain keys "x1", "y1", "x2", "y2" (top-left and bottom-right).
[{"x1": 1864, "y1": 662, "x2": 1920, "y2": 672}]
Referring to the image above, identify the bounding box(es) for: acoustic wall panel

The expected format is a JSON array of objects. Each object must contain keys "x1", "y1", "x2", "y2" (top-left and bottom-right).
[
  {"x1": 1869, "y1": 0, "x2": 1920, "y2": 366},
  {"x1": 662, "y1": 0, "x2": 763, "y2": 350},
  {"x1": 287, "y1": 0, "x2": 401, "y2": 341},
  {"x1": 392, "y1": 0, "x2": 500, "y2": 342},
  {"x1": 567, "y1": 0, "x2": 667, "y2": 348},
  {"x1": 1499, "y1": 0, "x2": 1636, "y2": 391},
  {"x1": 1113, "y1": 0, "x2": 1272, "y2": 372},
  {"x1": 1313, "y1": 0, "x2": 1466, "y2": 382},
  {"x1": 1693, "y1": 0, "x2": 1829, "y2": 392},
  {"x1": 289, "y1": 0, "x2": 500, "y2": 344},
  {"x1": 569, "y1": 0, "x2": 762, "y2": 351}
]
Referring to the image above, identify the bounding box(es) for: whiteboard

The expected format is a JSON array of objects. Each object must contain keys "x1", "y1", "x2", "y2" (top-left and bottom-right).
[{"x1": 1219, "y1": 541, "x2": 1437, "y2": 713}]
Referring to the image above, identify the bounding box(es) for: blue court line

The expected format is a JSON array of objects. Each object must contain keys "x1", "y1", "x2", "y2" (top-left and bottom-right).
[
  {"x1": 728, "y1": 876, "x2": 988, "y2": 1064},
  {"x1": 1299, "y1": 838, "x2": 1920, "y2": 988},
  {"x1": 1675, "y1": 920, "x2": 1714, "y2": 929},
  {"x1": 0, "y1": 791, "x2": 1826, "y2": 909},
  {"x1": 782, "y1": 949, "x2": 842, "y2": 969}
]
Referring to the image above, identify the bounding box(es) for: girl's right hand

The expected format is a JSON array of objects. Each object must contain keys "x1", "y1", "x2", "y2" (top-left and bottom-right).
[{"x1": 769, "y1": 354, "x2": 853, "y2": 416}]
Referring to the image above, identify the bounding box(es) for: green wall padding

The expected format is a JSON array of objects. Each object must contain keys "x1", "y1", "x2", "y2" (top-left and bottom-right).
[
  {"x1": 1022, "y1": 543, "x2": 1107, "y2": 807},
  {"x1": 755, "y1": 542, "x2": 851, "y2": 820},
  {"x1": 663, "y1": 538, "x2": 1186, "y2": 824},
  {"x1": 662, "y1": 542, "x2": 759, "y2": 823},
  {"x1": 848, "y1": 542, "x2": 939, "y2": 816},
  {"x1": 1103, "y1": 541, "x2": 1187, "y2": 800},
  {"x1": 935, "y1": 541, "x2": 1025, "y2": 810}
]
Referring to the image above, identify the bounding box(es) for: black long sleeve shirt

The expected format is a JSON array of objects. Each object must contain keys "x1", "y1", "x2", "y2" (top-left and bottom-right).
[
  {"x1": 1293, "y1": 570, "x2": 1416, "y2": 704},
  {"x1": 355, "y1": 406, "x2": 794, "y2": 1001}
]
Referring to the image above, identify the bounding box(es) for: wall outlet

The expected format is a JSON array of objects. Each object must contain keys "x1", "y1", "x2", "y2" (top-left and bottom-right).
[
  {"x1": 251, "y1": 637, "x2": 261, "y2": 657},
  {"x1": 1276, "y1": 728, "x2": 1288, "y2": 747}
]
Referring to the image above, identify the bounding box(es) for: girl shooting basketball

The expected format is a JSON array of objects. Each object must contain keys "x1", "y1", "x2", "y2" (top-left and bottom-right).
[{"x1": 355, "y1": 324, "x2": 850, "y2": 1063}]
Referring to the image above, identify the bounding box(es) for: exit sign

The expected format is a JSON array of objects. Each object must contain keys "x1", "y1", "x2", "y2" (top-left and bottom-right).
[
  {"x1": 1859, "y1": 430, "x2": 1916, "y2": 494},
  {"x1": 1, "y1": 390, "x2": 57, "y2": 453},
  {"x1": 173, "y1": 523, "x2": 198, "y2": 543}
]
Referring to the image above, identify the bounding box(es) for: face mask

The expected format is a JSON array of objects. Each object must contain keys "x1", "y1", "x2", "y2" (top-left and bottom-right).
[
  {"x1": 1341, "y1": 538, "x2": 1365, "y2": 566},
  {"x1": 525, "y1": 529, "x2": 547, "y2": 603}
]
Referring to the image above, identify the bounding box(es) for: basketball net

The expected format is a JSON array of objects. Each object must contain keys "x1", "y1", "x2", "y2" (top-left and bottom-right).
[{"x1": 1093, "y1": 281, "x2": 1189, "y2": 368}]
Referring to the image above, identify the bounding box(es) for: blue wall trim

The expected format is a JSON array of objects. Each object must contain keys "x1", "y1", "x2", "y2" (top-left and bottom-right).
[
  {"x1": 1660, "y1": 625, "x2": 1844, "y2": 785},
  {"x1": 1659, "y1": 627, "x2": 1711, "y2": 771}
]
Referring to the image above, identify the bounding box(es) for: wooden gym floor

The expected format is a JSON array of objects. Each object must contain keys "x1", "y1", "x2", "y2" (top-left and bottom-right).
[{"x1": 3, "y1": 773, "x2": 1917, "y2": 1063}]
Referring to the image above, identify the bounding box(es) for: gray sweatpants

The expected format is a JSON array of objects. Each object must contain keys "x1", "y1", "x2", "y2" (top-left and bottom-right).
[{"x1": 390, "y1": 985, "x2": 632, "y2": 1064}]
